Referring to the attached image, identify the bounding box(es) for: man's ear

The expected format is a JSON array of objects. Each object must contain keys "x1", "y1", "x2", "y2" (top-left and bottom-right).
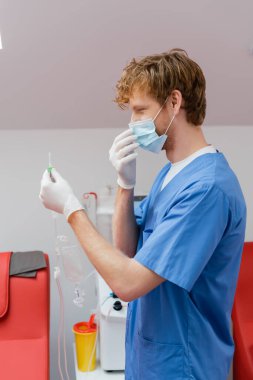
[{"x1": 171, "y1": 90, "x2": 182, "y2": 114}]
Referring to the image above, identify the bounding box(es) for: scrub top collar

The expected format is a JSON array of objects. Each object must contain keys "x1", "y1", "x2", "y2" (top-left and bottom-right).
[
  {"x1": 169, "y1": 144, "x2": 217, "y2": 168},
  {"x1": 153, "y1": 151, "x2": 225, "y2": 205}
]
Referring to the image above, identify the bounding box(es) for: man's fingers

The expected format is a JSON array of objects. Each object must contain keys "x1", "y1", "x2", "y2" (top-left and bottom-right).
[
  {"x1": 114, "y1": 129, "x2": 134, "y2": 144},
  {"x1": 51, "y1": 168, "x2": 63, "y2": 182},
  {"x1": 41, "y1": 169, "x2": 51, "y2": 185},
  {"x1": 117, "y1": 142, "x2": 139, "y2": 159},
  {"x1": 115, "y1": 135, "x2": 138, "y2": 153},
  {"x1": 120, "y1": 152, "x2": 138, "y2": 165}
]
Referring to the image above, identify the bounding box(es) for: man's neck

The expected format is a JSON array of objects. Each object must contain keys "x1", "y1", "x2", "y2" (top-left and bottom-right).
[{"x1": 165, "y1": 124, "x2": 209, "y2": 164}]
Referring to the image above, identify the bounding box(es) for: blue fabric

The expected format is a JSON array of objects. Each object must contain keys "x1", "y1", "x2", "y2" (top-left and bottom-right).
[
  {"x1": 125, "y1": 152, "x2": 247, "y2": 380},
  {"x1": 129, "y1": 119, "x2": 167, "y2": 153}
]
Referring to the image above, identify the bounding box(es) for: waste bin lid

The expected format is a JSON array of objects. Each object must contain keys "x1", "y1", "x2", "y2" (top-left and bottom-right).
[{"x1": 73, "y1": 314, "x2": 97, "y2": 334}]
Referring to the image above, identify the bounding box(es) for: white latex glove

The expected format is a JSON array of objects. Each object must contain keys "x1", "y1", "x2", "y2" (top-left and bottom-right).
[
  {"x1": 39, "y1": 168, "x2": 84, "y2": 221},
  {"x1": 109, "y1": 129, "x2": 139, "y2": 189}
]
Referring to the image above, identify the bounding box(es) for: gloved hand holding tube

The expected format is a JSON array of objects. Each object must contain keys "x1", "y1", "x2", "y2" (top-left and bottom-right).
[
  {"x1": 39, "y1": 168, "x2": 84, "y2": 221},
  {"x1": 109, "y1": 129, "x2": 139, "y2": 189}
]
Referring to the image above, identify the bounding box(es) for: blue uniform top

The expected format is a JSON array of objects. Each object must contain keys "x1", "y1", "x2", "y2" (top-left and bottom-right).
[{"x1": 125, "y1": 152, "x2": 246, "y2": 380}]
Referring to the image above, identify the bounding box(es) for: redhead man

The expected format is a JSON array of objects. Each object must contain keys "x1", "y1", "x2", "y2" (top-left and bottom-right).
[{"x1": 40, "y1": 49, "x2": 246, "y2": 380}]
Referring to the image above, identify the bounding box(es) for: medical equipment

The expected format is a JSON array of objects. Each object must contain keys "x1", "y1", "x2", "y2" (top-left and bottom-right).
[
  {"x1": 48, "y1": 152, "x2": 55, "y2": 182},
  {"x1": 48, "y1": 153, "x2": 85, "y2": 307},
  {"x1": 53, "y1": 211, "x2": 99, "y2": 379},
  {"x1": 56, "y1": 235, "x2": 87, "y2": 308},
  {"x1": 46, "y1": 159, "x2": 135, "y2": 375},
  {"x1": 73, "y1": 314, "x2": 97, "y2": 372},
  {"x1": 84, "y1": 187, "x2": 128, "y2": 371},
  {"x1": 82, "y1": 190, "x2": 146, "y2": 372},
  {"x1": 47, "y1": 155, "x2": 98, "y2": 379},
  {"x1": 52, "y1": 212, "x2": 71, "y2": 380},
  {"x1": 97, "y1": 275, "x2": 128, "y2": 371},
  {"x1": 96, "y1": 185, "x2": 115, "y2": 242}
]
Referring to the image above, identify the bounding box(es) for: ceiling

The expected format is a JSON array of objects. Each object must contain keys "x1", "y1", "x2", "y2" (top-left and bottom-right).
[{"x1": 0, "y1": 0, "x2": 252, "y2": 129}]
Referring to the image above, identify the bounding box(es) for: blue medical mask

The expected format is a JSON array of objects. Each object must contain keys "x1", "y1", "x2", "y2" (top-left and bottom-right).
[{"x1": 128, "y1": 98, "x2": 176, "y2": 154}]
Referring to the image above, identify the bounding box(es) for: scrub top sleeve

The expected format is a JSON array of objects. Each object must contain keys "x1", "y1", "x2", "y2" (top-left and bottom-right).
[
  {"x1": 134, "y1": 184, "x2": 229, "y2": 292},
  {"x1": 134, "y1": 196, "x2": 149, "y2": 227}
]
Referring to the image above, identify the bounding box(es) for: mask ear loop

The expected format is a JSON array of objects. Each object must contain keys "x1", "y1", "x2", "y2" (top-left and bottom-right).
[
  {"x1": 153, "y1": 96, "x2": 169, "y2": 121},
  {"x1": 164, "y1": 113, "x2": 176, "y2": 136},
  {"x1": 130, "y1": 95, "x2": 169, "y2": 123}
]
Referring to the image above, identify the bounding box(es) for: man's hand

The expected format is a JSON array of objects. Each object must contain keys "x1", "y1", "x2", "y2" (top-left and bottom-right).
[
  {"x1": 39, "y1": 168, "x2": 84, "y2": 220},
  {"x1": 109, "y1": 129, "x2": 139, "y2": 189}
]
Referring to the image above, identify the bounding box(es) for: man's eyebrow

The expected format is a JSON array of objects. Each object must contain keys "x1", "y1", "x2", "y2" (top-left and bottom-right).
[{"x1": 132, "y1": 105, "x2": 147, "y2": 110}]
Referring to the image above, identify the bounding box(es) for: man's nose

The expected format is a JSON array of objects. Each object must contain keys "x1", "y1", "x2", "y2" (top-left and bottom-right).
[{"x1": 130, "y1": 112, "x2": 135, "y2": 123}]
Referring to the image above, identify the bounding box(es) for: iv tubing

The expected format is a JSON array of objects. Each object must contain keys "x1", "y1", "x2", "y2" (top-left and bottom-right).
[
  {"x1": 53, "y1": 212, "x2": 71, "y2": 380},
  {"x1": 86, "y1": 299, "x2": 100, "y2": 376},
  {"x1": 56, "y1": 277, "x2": 64, "y2": 380},
  {"x1": 59, "y1": 278, "x2": 70, "y2": 380}
]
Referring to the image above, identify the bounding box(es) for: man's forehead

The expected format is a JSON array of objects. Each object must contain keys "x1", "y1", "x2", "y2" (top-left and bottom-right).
[{"x1": 129, "y1": 92, "x2": 156, "y2": 109}]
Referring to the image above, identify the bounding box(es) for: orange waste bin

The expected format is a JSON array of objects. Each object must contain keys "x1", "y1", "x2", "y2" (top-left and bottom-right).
[{"x1": 73, "y1": 314, "x2": 97, "y2": 372}]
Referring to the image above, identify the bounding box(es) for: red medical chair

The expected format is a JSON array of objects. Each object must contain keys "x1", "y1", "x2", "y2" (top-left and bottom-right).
[
  {"x1": 0, "y1": 252, "x2": 50, "y2": 380},
  {"x1": 232, "y1": 242, "x2": 253, "y2": 380}
]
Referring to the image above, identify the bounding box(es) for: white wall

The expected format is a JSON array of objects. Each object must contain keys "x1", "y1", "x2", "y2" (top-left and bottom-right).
[{"x1": 0, "y1": 126, "x2": 252, "y2": 379}]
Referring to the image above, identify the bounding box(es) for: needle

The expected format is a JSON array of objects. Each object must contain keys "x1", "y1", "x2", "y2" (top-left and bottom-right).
[{"x1": 48, "y1": 152, "x2": 56, "y2": 182}]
